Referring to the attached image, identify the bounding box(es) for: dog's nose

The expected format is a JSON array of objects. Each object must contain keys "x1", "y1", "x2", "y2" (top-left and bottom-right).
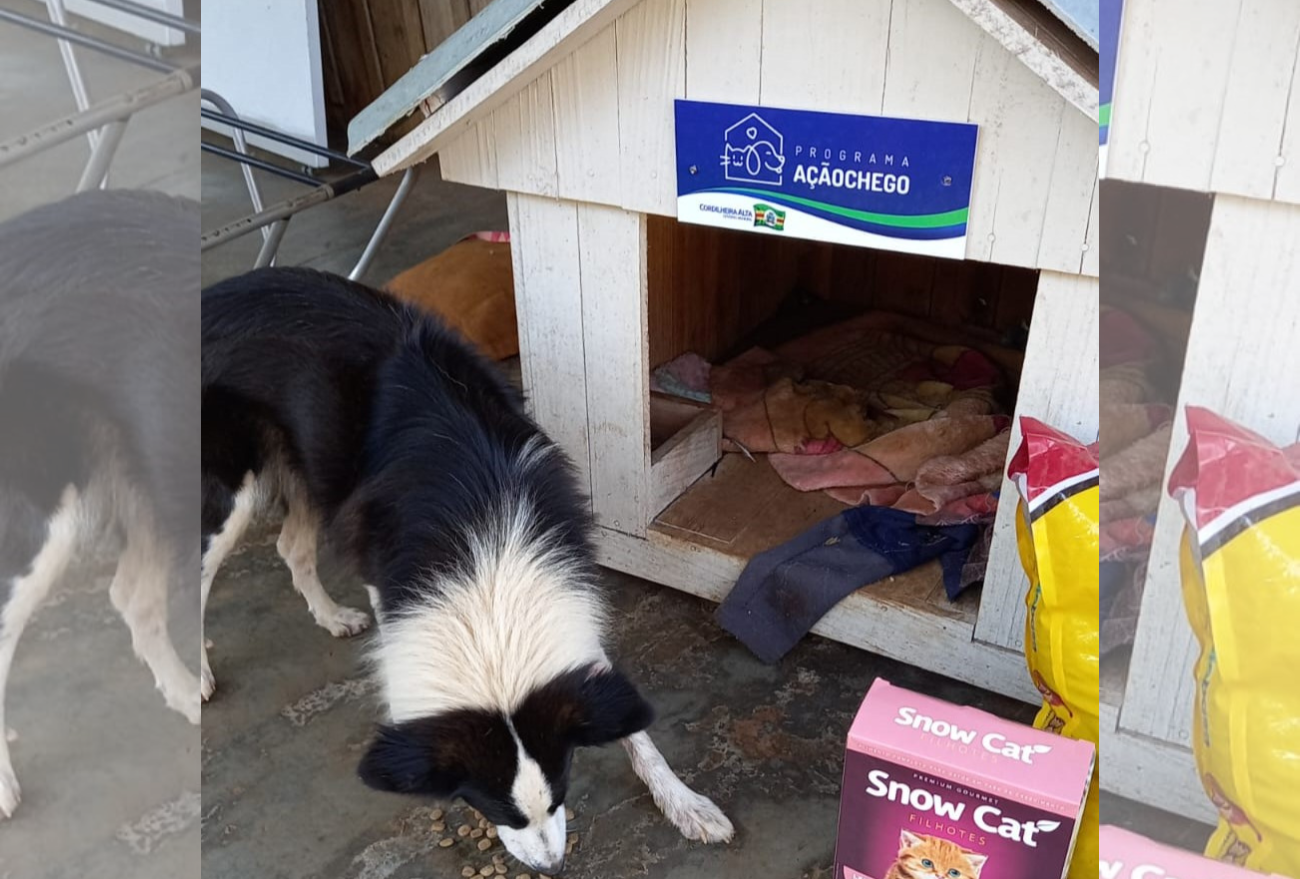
[{"x1": 526, "y1": 855, "x2": 565, "y2": 875}]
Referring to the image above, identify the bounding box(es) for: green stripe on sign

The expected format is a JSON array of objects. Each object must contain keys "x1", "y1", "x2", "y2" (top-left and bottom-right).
[
  {"x1": 1100, "y1": 103, "x2": 1111, "y2": 127},
  {"x1": 714, "y1": 188, "x2": 968, "y2": 229}
]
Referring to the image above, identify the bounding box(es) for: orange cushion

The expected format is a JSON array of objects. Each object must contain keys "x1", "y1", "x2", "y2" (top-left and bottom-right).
[{"x1": 384, "y1": 238, "x2": 518, "y2": 361}]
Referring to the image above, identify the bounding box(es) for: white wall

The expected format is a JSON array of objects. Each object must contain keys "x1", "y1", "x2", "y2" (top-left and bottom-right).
[{"x1": 201, "y1": 0, "x2": 329, "y2": 168}]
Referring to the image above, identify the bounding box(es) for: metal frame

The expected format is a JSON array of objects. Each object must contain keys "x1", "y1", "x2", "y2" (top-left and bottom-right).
[
  {"x1": 0, "y1": 0, "x2": 416, "y2": 280},
  {"x1": 199, "y1": 102, "x2": 419, "y2": 280},
  {"x1": 0, "y1": 1, "x2": 199, "y2": 193}
]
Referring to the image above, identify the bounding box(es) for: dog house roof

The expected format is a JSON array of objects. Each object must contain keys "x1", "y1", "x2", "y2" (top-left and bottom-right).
[{"x1": 351, "y1": 0, "x2": 1099, "y2": 178}]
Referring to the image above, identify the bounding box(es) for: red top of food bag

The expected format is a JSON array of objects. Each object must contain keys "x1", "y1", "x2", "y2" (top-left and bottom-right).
[
  {"x1": 1007, "y1": 417, "x2": 1100, "y2": 514},
  {"x1": 1167, "y1": 406, "x2": 1300, "y2": 541},
  {"x1": 848, "y1": 680, "x2": 1095, "y2": 818},
  {"x1": 1100, "y1": 826, "x2": 1280, "y2": 878}
]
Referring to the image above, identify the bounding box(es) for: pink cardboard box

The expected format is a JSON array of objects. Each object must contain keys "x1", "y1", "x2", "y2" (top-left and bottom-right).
[
  {"x1": 834, "y1": 679, "x2": 1095, "y2": 879},
  {"x1": 1100, "y1": 826, "x2": 1284, "y2": 878}
]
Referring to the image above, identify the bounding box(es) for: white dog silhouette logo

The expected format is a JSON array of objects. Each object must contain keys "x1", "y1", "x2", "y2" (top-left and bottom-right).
[{"x1": 720, "y1": 112, "x2": 785, "y2": 186}]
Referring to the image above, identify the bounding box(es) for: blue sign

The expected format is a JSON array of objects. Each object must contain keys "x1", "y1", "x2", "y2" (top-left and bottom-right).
[
  {"x1": 675, "y1": 100, "x2": 978, "y2": 258},
  {"x1": 1100, "y1": 0, "x2": 1123, "y2": 175}
]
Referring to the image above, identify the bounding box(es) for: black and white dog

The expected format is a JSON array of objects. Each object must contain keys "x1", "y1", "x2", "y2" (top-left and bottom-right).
[
  {"x1": 201, "y1": 267, "x2": 732, "y2": 873},
  {"x1": 0, "y1": 190, "x2": 201, "y2": 819}
]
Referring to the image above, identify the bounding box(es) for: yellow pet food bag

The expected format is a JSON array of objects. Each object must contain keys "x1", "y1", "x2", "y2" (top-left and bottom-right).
[
  {"x1": 1169, "y1": 406, "x2": 1300, "y2": 877},
  {"x1": 1008, "y1": 416, "x2": 1100, "y2": 879}
]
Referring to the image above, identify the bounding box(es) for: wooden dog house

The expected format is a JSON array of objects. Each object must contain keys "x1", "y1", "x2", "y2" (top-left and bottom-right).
[
  {"x1": 352, "y1": 0, "x2": 1100, "y2": 707},
  {"x1": 1099, "y1": 0, "x2": 1300, "y2": 826}
]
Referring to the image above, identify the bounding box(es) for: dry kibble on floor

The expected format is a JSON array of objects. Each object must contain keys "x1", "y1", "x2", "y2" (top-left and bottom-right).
[
  {"x1": 479, "y1": 866, "x2": 494, "y2": 877},
  {"x1": 471, "y1": 828, "x2": 484, "y2": 839},
  {"x1": 477, "y1": 839, "x2": 493, "y2": 852},
  {"x1": 516, "y1": 874, "x2": 531, "y2": 879},
  {"x1": 458, "y1": 825, "x2": 472, "y2": 837},
  {"x1": 473, "y1": 809, "x2": 484, "y2": 822},
  {"x1": 486, "y1": 827, "x2": 498, "y2": 839},
  {"x1": 432, "y1": 822, "x2": 446, "y2": 832},
  {"x1": 461, "y1": 868, "x2": 476, "y2": 878},
  {"x1": 565, "y1": 807, "x2": 574, "y2": 820},
  {"x1": 492, "y1": 855, "x2": 504, "y2": 865},
  {"x1": 433, "y1": 808, "x2": 445, "y2": 821},
  {"x1": 478, "y1": 817, "x2": 489, "y2": 829},
  {"x1": 438, "y1": 838, "x2": 455, "y2": 848},
  {"x1": 495, "y1": 866, "x2": 507, "y2": 875}
]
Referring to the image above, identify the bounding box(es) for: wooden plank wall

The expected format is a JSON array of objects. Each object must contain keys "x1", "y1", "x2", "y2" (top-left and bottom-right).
[
  {"x1": 1119, "y1": 195, "x2": 1300, "y2": 747},
  {"x1": 1109, "y1": 0, "x2": 1300, "y2": 206},
  {"x1": 318, "y1": 0, "x2": 493, "y2": 142},
  {"x1": 508, "y1": 194, "x2": 653, "y2": 538},
  {"x1": 440, "y1": 0, "x2": 1098, "y2": 277},
  {"x1": 646, "y1": 217, "x2": 1039, "y2": 368},
  {"x1": 977, "y1": 272, "x2": 1099, "y2": 651}
]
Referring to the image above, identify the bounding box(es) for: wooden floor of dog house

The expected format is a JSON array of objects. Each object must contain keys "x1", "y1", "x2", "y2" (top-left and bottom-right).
[{"x1": 651, "y1": 453, "x2": 978, "y2": 626}]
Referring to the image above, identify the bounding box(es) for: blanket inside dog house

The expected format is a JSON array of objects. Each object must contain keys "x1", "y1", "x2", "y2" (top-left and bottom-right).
[{"x1": 349, "y1": 0, "x2": 1100, "y2": 706}]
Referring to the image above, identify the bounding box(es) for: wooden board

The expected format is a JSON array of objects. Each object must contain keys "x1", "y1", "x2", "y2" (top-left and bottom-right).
[
  {"x1": 592, "y1": 456, "x2": 1039, "y2": 703},
  {"x1": 551, "y1": 25, "x2": 623, "y2": 204},
  {"x1": 684, "y1": 0, "x2": 762, "y2": 103},
  {"x1": 1121, "y1": 194, "x2": 1300, "y2": 746},
  {"x1": 615, "y1": 0, "x2": 687, "y2": 215},
  {"x1": 883, "y1": 0, "x2": 984, "y2": 121},
  {"x1": 945, "y1": 0, "x2": 1099, "y2": 119},
  {"x1": 1081, "y1": 174, "x2": 1100, "y2": 277},
  {"x1": 492, "y1": 70, "x2": 559, "y2": 195},
  {"x1": 577, "y1": 204, "x2": 651, "y2": 535},
  {"x1": 507, "y1": 193, "x2": 592, "y2": 498},
  {"x1": 1110, "y1": 0, "x2": 1300, "y2": 207},
  {"x1": 438, "y1": 116, "x2": 499, "y2": 187},
  {"x1": 965, "y1": 33, "x2": 1071, "y2": 269},
  {"x1": 1101, "y1": 703, "x2": 1216, "y2": 825},
  {"x1": 649, "y1": 397, "x2": 722, "y2": 517},
  {"x1": 373, "y1": 0, "x2": 644, "y2": 174},
  {"x1": 1101, "y1": 653, "x2": 1127, "y2": 710},
  {"x1": 368, "y1": 0, "x2": 429, "y2": 86},
  {"x1": 1038, "y1": 106, "x2": 1100, "y2": 275},
  {"x1": 420, "y1": 0, "x2": 475, "y2": 50},
  {"x1": 978, "y1": 272, "x2": 1099, "y2": 652},
  {"x1": 759, "y1": 0, "x2": 890, "y2": 114}
]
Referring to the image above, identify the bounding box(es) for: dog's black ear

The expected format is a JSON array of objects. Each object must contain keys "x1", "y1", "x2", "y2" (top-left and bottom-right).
[
  {"x1": 570, "y1": 668, "x2": 655, "y2": 747},
  {"x1": 358, "y1": 723, "x2": 461, "y2": 796}
]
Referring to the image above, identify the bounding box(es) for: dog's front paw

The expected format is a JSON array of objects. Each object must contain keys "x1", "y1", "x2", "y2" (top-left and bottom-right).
[
  {"x1": 0, "y1": 764, "x2": 21, "y2": 819},
  {"x1": 668, "y1": 789, "x2": 734, "y2": 844},
  {"x1": 318, "y1": 605, "x2": 371, "y2": 638}
]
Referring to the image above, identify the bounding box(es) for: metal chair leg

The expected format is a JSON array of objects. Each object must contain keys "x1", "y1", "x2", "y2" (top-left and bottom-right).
[
  {"x1": 348, "y1": 167, "x2": 418, "y2": 281},
  {"x1": 75, "y1": 118, "x2": 127, "y2": 192}
]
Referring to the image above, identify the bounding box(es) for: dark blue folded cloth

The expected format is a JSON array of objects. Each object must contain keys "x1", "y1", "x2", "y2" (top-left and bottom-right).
[{"x1": 715, "y1": 505, "x2": 980, "y2": 664}]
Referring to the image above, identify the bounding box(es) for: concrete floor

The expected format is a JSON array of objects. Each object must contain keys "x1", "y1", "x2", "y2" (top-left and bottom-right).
[{"x1": 200, "y1": 525, "x2": 1044, "y2": 879}]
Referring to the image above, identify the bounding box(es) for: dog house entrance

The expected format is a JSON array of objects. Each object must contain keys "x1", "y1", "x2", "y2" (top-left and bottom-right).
[{"x1": 642, "y1": 216, "x2": 1041, "y2": 626}]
